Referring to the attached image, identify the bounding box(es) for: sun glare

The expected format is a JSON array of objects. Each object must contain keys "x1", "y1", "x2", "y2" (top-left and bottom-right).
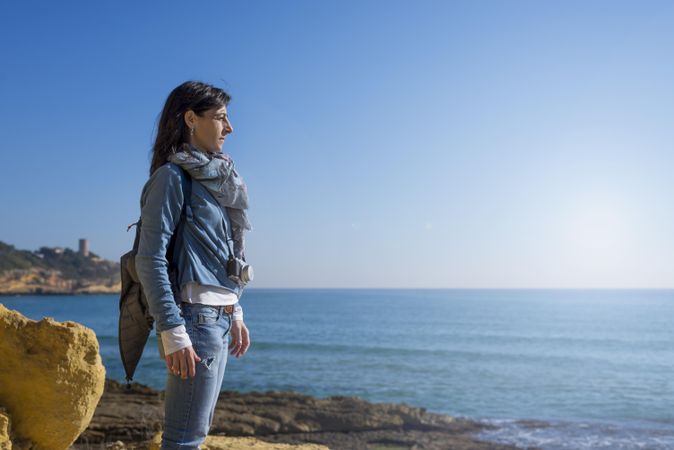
[{"x1": 559, "y1": 194, "x2": 634, "y2": 269}]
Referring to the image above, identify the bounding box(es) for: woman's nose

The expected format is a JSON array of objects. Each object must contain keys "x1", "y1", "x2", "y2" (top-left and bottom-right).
[{"x1": 224, "y1": 121, "x2": 233, "y2": 134}]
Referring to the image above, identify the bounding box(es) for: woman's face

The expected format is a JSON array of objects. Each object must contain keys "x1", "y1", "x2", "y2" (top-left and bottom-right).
[{"x1": 185, "y1": 105, "x2": 233, "y2": 154}]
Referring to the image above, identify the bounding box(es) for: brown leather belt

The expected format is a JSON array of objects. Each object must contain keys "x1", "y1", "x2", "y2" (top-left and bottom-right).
[
  {"x1": 181, "y1": 303, "x2": 235, "y2": 315},
  {"x1": 207, "y1": 304, "x2": 235, "y2": 315}
]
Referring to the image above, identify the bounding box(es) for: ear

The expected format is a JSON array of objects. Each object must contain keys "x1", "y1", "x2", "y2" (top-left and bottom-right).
[{"x1": 184, "y1": 110, "x2": 196, "y2": 129}]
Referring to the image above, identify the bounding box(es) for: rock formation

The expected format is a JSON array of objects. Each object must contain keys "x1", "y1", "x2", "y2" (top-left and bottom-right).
[
  {"x1": 0, "y1": 304, "x2": 106, "y2": 449},
  {"x1": 0, "y1": 408, "x2": 10, "y2": 450},
  {"x1": 0, "y1": 268, "x2": 120, "y2": 295}
]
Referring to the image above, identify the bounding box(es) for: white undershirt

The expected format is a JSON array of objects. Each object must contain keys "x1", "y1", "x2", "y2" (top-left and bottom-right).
[
  {"x1": 160, "y1": 282, "x2": 243, "y2": 356},
  {"x1": 181, "y1": 281, "x2": 240, "y2": 306}
]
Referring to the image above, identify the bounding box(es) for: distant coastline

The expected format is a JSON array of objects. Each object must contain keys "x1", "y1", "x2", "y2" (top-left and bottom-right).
[
  {"x1": 0, "y1": 240, "x2": 120, "y2": 296},
  {"x1": 0, "y1": 287, "x2": 120, "y2": 296}
]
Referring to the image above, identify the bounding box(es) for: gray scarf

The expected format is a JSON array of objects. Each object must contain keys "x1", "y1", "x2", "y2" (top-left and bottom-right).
[{"x1": 168, "y1": 142, "x2": 251, "y2": 260}]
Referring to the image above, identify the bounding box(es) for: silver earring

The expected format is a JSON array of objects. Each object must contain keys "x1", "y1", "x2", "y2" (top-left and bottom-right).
[{"x1": 189, "y1": 127, "x2": 195, "y2": 136}]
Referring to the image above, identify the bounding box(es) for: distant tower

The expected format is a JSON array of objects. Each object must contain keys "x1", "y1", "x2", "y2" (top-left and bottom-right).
[{"x1": 79, "y1": 238, "x2": 90, "y2": 257}]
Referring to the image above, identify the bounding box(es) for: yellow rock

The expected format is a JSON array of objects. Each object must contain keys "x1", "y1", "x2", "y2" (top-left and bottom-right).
[
  {"x1": 149, "y1": 432, "x2": 329, "y2": 450},
  {"x1": 0, "y1": 407, "x2": 11, "y2": 450},
  {"x1": 0, "y1": 303, "x2": 106, "y2": 450}
]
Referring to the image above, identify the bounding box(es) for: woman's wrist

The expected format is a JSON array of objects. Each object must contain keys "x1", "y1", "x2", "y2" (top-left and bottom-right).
[{"x1": 161, "y1": 324, "x2": 193, "y2": 355}]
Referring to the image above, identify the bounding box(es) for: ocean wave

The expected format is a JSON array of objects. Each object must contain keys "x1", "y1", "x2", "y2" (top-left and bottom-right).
[{"x1": 475, "y1": 417, "x2": 674, "y2": 450}]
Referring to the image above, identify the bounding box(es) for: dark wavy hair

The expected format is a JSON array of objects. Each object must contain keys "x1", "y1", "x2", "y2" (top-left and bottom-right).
[{"x1": 149, "y1": 80, "x2": 231, "y2": 175}]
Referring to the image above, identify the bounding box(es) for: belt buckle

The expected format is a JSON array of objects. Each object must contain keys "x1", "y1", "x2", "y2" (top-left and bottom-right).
[{"x1": 223, "y1": 304, "x2": 234, "y2": 315}]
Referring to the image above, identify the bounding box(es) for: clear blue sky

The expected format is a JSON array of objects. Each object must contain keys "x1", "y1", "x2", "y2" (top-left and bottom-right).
[{"x1": 2, "y1": 1, "x2": 673, "y2": 288}]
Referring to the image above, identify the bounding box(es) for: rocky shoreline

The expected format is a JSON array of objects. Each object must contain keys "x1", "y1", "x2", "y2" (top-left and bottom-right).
[{"x1": 73, "y1": 379, "x2": 536, "y2": 450}]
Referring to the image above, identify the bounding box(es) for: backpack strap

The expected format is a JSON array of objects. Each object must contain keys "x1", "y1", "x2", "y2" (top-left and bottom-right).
[
  {"x1": 166, "y1": 165, "x2": 191, "y2": 262},
  {"x1": 176, "y1": 165, "x2": 192, "y2": 215}
]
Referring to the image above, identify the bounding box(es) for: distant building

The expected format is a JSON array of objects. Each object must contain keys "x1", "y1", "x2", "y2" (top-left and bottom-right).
[
  {"x1": 79, "y1": 239, "x2": 90, "y2": 257},
  {"x1": 53, "y1": 247, "x2": 64, "y2": 254}
]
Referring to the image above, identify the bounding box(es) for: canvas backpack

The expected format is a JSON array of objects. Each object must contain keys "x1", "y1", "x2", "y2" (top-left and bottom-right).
[{"x1": 118, "y1": 165, "x2": 192, "y2": 385}]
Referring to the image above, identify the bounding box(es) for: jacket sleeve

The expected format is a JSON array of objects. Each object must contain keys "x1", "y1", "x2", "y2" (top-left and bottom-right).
[{"x1": 135, "y1": 165, "x2": 186, "y2": 333}]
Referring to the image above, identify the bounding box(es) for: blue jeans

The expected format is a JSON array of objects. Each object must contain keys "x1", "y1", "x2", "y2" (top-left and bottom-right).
[{"x1": 160, "y1": 302, "x2": 233, "y2": 450}]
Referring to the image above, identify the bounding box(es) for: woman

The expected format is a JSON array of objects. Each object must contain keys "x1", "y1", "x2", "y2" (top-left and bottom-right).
[{"x1": 135, "y1": 80, "x2": 252, "y2": 450}]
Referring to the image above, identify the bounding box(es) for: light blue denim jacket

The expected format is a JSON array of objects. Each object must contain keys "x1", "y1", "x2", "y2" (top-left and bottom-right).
[{"x1": 135, "y1": 162, "x2": 244, "y2": 333}]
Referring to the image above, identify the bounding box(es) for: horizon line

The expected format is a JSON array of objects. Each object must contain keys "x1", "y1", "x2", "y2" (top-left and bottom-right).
[{"x1": 243, "y1": 287, "x2": 674, "y2": 290}]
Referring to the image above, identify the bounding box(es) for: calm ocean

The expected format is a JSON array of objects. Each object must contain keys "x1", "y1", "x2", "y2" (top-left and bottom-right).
[{"x1": 2, "y1": 289, "x2": 673, "y2": 449}]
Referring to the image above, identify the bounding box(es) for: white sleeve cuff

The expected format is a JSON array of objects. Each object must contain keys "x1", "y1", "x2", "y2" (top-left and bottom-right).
[
  {"x1": 233, "y1": 303, "x2": 244, "y2": 321},
  {"x1": 160, "y1": 324, "x2": 192, "y2": 356}
]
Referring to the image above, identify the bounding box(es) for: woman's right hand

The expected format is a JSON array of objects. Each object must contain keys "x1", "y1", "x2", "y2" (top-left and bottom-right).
[{"x1": 165, "y1": 346, "x2": 202, "y2": 379}]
